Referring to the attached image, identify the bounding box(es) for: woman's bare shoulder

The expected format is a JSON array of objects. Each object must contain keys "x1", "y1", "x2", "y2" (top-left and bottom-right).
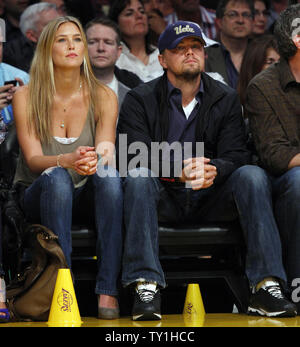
[
  {"x1": 95, "y1": 83, "x2": 118, "y2": 112},
  {"x1": 93, "y1": 83, "x2": 118, "y2": 124},
  {"x1": 96, "y1": 82, "x2": 117, "y2": 100},
  {"x1": 14, "y1": 85, "x2": 29, "y2": 100}
]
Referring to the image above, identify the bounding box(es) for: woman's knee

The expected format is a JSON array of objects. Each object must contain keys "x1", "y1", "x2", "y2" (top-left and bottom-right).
[
  {"x1": 41, "y1": 167, "x2": 73, "y2": 195},
  {"x1": 93, "y1": 165, "x2": 123, "y2": 198}
]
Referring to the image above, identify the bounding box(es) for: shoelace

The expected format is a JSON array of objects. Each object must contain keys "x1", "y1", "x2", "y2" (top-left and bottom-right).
[
  {"x1": 137, "y1": 289, "x2": 156, "y2": 303},
  {"x1": 136, "y1": 283, "x2": 156, "y2": 303},
  {"x1": 265, "y1": 285, "x2": 284, "y2": 299}
]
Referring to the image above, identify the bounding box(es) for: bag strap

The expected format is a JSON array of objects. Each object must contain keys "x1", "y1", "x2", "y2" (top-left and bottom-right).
[
  {"x1": 7, "y1": 224, "x2": 69, "y2": 300},
  {"x1": 27, "y1": 224, "x2": 69, "y2": 269}
]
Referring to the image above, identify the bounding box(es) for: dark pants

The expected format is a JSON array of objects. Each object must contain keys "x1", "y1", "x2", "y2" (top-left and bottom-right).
[
  {"x1": 269, "y1": 167, "x2": 300, "y2": 287},
  {"x1": 122, "y1": 165, "x2": 295, "y2": 289}
]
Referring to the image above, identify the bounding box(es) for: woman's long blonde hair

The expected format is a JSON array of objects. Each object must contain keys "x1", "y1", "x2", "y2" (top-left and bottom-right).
[{"x1": 28, "y1": 16, "x2": 102, "y2": 143}]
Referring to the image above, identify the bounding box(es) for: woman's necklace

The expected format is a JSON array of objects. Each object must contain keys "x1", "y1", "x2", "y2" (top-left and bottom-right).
[{"x1": 60, "y1": 80, "x2": 82, "y2": 129}]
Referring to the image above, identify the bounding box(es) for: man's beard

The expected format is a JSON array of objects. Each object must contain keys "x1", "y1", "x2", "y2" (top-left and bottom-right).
[{"x1": 178, "y1": 68, "x2": 201, "y2": 82}]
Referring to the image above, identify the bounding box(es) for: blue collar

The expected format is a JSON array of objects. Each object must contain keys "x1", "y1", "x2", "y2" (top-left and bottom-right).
[{"x1": 167, "y1": 77, "x2": 204, "y2": 103}]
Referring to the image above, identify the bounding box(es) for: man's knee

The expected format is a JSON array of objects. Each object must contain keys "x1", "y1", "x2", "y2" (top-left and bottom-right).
[
  {"x1": 279, "y1": 167, "x2": 300, "y2": 197},
  {"x1": 232, "y1": 165, "x2": 270, "y2": 191},
  {"x1": 123, "y1": 168, "x2": 160, "y2": 194}
]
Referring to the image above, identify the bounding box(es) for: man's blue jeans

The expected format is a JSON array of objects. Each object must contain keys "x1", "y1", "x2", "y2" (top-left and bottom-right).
[
  {"x1": 23, "y1": 165, "x2": 123, "y2": 296},
  {"x1": 122, "y1": 165, "x2": 300, "y2": 290},
  {"x1": 270, "y1": 167, "x2": 300, "y2": 288}
]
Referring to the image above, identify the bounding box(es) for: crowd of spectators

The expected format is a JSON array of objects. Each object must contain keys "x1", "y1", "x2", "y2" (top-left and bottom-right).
[{"x1": 0, "y1": 0, "x2": 293, "y2": 103}]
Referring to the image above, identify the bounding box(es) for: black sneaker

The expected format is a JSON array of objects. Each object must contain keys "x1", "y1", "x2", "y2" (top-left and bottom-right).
[
  {"x1": 132, "y1": 282, "x2": 162, "y2": 321},
  {"x1": 247, "y1": 280, "x2": 297, "y2": 317}
]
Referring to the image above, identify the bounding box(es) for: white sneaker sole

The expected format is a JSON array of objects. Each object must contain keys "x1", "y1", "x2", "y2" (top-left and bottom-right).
[
  {"x1": 132, "y1": 312, "x2": 162, "y2": 321},
  {"x1": 248, "y1": 306, "x2": 294, "y2": 317}
]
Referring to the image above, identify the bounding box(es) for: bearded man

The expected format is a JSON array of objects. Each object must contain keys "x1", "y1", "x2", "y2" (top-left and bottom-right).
[{"x1": 117, "y1": 20, "x2": 297, "y2": 321}]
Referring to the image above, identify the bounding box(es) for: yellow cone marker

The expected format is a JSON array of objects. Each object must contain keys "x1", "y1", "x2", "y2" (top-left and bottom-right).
[
  {"x1": 183, "y1": 283, "x2": 205, "y2": 327},
  {"x1": 47, "y1": 268, "x2": 82, "y2": 327}
]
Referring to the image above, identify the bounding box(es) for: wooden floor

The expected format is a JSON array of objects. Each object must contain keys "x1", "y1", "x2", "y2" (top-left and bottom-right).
[{"x1": 1, "y1": 313, "x2": 300, "y2": 327}]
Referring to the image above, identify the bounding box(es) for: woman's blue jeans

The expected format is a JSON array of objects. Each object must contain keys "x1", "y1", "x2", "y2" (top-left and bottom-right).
[
  {"x1": 23, "y1": 165, "x2": 123, "y2": 296},
  {"x1": 122, "y1": 165, "x2": 300, "y2": 290}
]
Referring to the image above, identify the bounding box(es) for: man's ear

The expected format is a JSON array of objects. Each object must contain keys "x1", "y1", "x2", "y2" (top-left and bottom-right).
[
  {"x1": 158, "y1": 53, "x2": 167, "y2": 69},
  {"x1": 215, "y1": 17, "x2": 222, "y2": 32},
  {"x1": 25, "y1": 29, "x2": 38, "y2": 43},
  {"x1": 117, "y1": 44, "x2": 122, "y2": 59}
]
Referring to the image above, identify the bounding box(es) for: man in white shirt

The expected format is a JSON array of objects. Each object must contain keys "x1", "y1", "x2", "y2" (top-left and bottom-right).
[{"x1": 86, "y1": 17, "x2": 137, "y2": 111}]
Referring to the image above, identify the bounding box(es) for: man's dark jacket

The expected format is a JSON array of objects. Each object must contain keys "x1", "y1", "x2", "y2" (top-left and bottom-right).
[
  {"x1": 3, "y1": 36, "x2": 34, "y2": 72},
  {"x1": 117, "y1": 72, "x2": 250, "y2": 185},
  {"x1": 205, "y1": 45, "x2": 230, "y2": 85}
]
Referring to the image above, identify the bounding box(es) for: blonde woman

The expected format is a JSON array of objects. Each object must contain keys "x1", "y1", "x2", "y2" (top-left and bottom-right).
[{"x1": 11, "y1": 16, "x2": 123, "y2": 320}]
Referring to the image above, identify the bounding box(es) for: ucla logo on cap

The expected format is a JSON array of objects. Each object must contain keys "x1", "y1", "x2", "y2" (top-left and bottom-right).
[
  {"x1": 158, "y1": 21, "x2": 205, "y2": 52},
  {"x1": 174, "y1": 24, "x2": 195, "y2": 35}
]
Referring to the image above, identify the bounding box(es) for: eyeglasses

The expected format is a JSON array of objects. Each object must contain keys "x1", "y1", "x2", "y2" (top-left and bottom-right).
[
  {"x1": 254, "y1": 9, "x2": 270, "y2": 18},
  {"x1": 170, "y1": 43, "x2": 204, "y2": 55},
  {"x1": 223, "y1": 10, "x2": 253, "y2": 20}
]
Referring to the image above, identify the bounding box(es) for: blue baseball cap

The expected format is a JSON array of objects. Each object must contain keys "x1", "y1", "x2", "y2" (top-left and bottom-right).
[{"x1": 158, "y1": 21, "x2": 206, "y2": 53}]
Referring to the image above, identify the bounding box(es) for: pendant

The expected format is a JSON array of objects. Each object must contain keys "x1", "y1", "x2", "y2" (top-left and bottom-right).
[{"x1": 60, "y1": 121, "x2": 65, "y2": 128}]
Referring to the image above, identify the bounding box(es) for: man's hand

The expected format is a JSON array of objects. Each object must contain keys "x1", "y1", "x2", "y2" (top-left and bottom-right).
[
  {"x1": 180, "y1": 157, "x2": 217, "y2": 190},
  {"x1": 0, "y1": 85, "x2": 14, "y2": 110},
  {"x1": 0, "y1": 78, "x2": 25, "y2": 111}
]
